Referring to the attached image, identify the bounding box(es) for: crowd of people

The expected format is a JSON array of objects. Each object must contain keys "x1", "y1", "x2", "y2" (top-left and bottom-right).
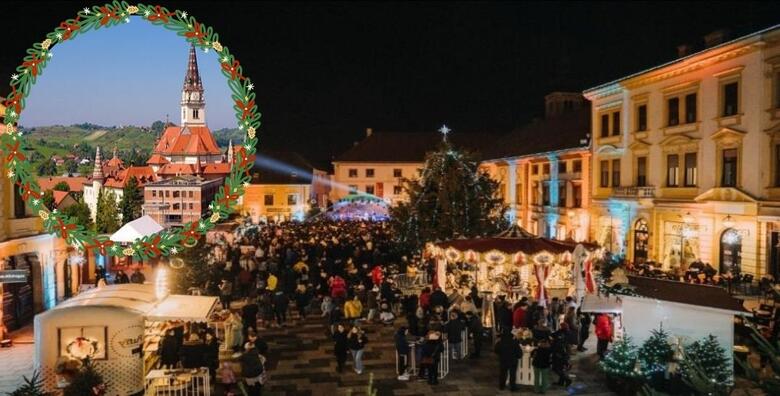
[{"x1": 97, "y1": 218, "x2": 611, "y2": 394}]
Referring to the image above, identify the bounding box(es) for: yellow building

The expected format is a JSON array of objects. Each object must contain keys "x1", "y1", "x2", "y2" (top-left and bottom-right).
[
  {"x1": 481, "y1": 92, "x2": 592, "y2": 241},
  {"x1": 332, "y1": 128, "x2": 500, "y2": 205},
  {"x1": 240, "y1": 151, "x2": 330, "y2": 222},
  {"x1": 584, "y1": 26, "x2": 780, "y2": 277},
  {"x1": 0, "y1": 115, "x2": 72, "y2": 338}
]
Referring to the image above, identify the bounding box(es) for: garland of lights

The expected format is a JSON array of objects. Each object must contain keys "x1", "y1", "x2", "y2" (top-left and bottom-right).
[{"x1": 0, "y1": 2, "x2": 259, "y2": 260}]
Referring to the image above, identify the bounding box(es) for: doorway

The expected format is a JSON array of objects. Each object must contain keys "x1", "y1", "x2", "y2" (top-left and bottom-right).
[
  {"x1": 633, "y1": 219, "x2": 649, "y2": 264},
  {"x1": 719, "y1": 228, "x2": 742, "y2": 274}
]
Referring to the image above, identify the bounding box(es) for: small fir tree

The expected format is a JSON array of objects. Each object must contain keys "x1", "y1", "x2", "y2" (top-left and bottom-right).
[
  {"x1": 682, "y1": 335, "x2": 733, "y2": 389},
  {"x1": 638, "y1": 326, "x2": 673, "y2": 377},
  {"x1": 600, "y1": 336, "x2": 644, "y2": 380},
  {"x1": 172, "y1": 238, "x2": 219, "y2": 295},
  {"x1": 63, "y1": 360, "x2": 105, "y2": 396},
  {"x1": 6, "y1": 370, "x2": 49, "y2": 396}
]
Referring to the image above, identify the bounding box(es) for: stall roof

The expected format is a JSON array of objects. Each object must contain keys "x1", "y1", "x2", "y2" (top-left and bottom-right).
[
  {"x1": 627, "y1": 275, "x2": 748, "y2": 314},
  {"x1": 580, "y1": 294, "x2": 622, "y2": 313},
  {"x1": 56, "y1": 284, "x2": 158, "y2": 313},
  {"x1": 146, "y1": 295, "x2": 218, "y2": 323},
  {"x1": 110, "y1": 215, "x2": 164, "y2": 242}
]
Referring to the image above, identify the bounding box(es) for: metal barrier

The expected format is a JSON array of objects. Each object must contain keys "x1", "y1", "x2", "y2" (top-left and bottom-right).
[
  {"x1": 145, "y1": 367, "x2": 210, "y2": 396},
  {"x1": 396, "y1": 339, "x2": 449, "y2": 379},
  {"x1": 393, "y1": 273, "x2": 428, "y2": 290}
]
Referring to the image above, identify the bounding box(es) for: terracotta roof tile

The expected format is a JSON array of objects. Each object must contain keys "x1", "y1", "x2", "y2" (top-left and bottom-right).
[
  {"x1": 147, "y1": 154, "x2": 170, "y2": 165},
  {"x1": 37, "y1": 176, "x2": 90, "y2": 192},
  {"x1": 154, "y1": 125, "x2": 222, "y2": 156}
]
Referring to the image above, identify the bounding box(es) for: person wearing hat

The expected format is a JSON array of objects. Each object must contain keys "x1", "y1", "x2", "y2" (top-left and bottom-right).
[
  {"x1": 419, "y1": 330, "x2": 444, "y2": 385},
  {"x1": 240, "y1": 342, "x2": 265, "y2": 396},
  {"x1": 348, "y1": 326, "x2": 368, "y2": 375}
]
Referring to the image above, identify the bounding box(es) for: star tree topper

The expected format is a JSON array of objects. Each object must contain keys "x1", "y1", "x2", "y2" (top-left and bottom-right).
[{"x1": 438, "y1": 124, "x2": 451, "y2": 141}]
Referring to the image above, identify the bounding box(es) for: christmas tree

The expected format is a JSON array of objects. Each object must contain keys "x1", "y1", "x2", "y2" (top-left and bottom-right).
[
  {"x1": 7, "y1": 370, "x2": 48, "y2": 396},
  {"x1": 390, "y1": 127, "x2": 506, "y2": 251},
  {"x1": 95, "y1": 189, "x2": 120, "y2": 233},
  {"x1": 638, "y1": 326, "x2": 673, "y2": 377},
  {"x1": 682, "y1": 335, "x2": 733, "y2": 389},
  {"x1": 600, "y1": 336, "x2": 644, "y2": 380}
]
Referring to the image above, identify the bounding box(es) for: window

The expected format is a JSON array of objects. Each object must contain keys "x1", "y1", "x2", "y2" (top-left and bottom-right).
[
  {"x1": 611, "y1": 159, "x2": 621, "y2": 187},
  {"x1": 189, "y1": 203, "x2": 193, "y2": 210},
  {"x1": 393, "y1": 168, "x2": 402, "y2": 178},
  {"x1": 636, "y1": 157, "x2": 647, "y2": 187},
  {"x1": 173, "y1": 203, "x2": 180, "y2": 210},
  {"x1": 600, "y1": 160, "x2": 609, "y2": 188},
  {"x1": 543, "y1": 163, "x2": 550, "y2": 175},
  {"x1": 188, "y1": 191, "x2": 193, "y2": 198},
  {"x1": 559, "y1": 162, "x2": 567, "y2": 174},
  {"x1": 601, "y1": 114, "x2": 609, "y2": 138},
  {"x1": 667, "y1": 154, "x2": 679, "y2": 187},
  {"x1": 152, "y1": 190, "x2": 157, "y2": 197},
  {"x1": 542, "y1": 184, "x2": 550, "y2": 206},
  {"x1": 287, "y1": 194, "x2": 298, "y2": 205},
  {"x1": 365, "y1": 185, "x2": 375, "y2": 195},
  {"x1": 685, "y1": 93, "x2": 697, "y2": 123},
  {"x1": 722, "y1": 149, "x2": 738, "y2": 187},
  {"x1": 193, "y1": 109, "x2": 199, "y2": 119},
  {"x1": 776, "y1": 144, "x2": 780, "y2": 187},
  {"x1": 348, "y1": 185, "x2": 358, "y2": 194},
  {"x1": 393, "y1": 185, "x2": 403, "y2": 195},
  {"x1": 516, "y1": 183, "x2": 522, "y2": 204},
  {"x1": 668, "y1": 97, "x2": 680, "y2": 126},
  {"x1": 573, "y1": 159, "x2": 582, "y2": 173},
  {"x1": 264, "y1": 194, "x2": 273, "y2": 206},
  {"x1": 173, "y1": 191, "x2": 180, "y2": 198},
  {"x1": 532, "y1": 165, "x2": 539, "y2": 175},
  {"x1": 684, "y1": 152, "x2": 697, "y2": 187},
  {"x1": 531, "y1": 183, "x2": 539, "y2": 205},
  {"x1": 637, "y1": 104, "x2": 647, "y2": 132},
  {"x1": 573, "y1": 185, "x2": 582, "y2": 208},
  {"x1": 612, "y1": 111, "x2": 621, "y2": 136},
  {"x1": 723, "y1": 82, "x2": 739, "y2": 116},
  {"x1": 165, "y1": 190, "x2": 170, "y2": 198},
  {"x1": 776, "y1": 71, "x2": 780, "y2": 108},
  {"x1": 558, "y1": 183, "x2": 566, "y2": 207},
  {"x1": 13, "y1": 184, "x2": 26, "y2": 218},
  {"x1": 348, "y1": 169, "x2": 357, "y2": 178},
  {"x1": 365, "y1": 169, "x2": 375, "y2": 178}
]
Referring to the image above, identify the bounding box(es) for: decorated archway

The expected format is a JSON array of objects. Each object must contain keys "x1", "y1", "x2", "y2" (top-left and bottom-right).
[{"x1": 633, "y1": 218, "x2": 649, "y2": 264}]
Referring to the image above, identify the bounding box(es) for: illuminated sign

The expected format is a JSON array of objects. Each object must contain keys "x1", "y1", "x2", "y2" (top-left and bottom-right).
[{"x1": 0, "y1": 270, "x2": 28, "y2": 283}]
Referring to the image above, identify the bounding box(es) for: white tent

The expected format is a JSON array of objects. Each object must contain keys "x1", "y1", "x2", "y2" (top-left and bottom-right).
[
  {"x1": 34, "y1": 284, "x2": 218, "y2": 395},
  {"x1": 110, "y1": 215, "x2": 164, "y2": 243}
]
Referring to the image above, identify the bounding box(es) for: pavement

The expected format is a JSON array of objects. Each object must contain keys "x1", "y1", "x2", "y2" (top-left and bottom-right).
[
  {"x1": 0, "y1": 325, "x2": 36, "y2": 394},
  {"x1": 0, "y1": 307, "x2": 615, "y2": 396}
]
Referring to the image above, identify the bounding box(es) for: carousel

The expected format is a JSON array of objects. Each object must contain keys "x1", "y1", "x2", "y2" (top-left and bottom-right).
[{"x1": 427, "y1": 225, "x2": 599, "y2": 304}]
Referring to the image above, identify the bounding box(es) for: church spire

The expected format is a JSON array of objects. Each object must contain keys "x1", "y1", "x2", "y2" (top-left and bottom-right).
[
  {"x1": 92, "y1": 146, "x2": 104, "y2": 182},
  {"x1": 227, "y1": 139, "x2": 234, "y2": 165},
  {"x1": 180, "y1": 43, "x2": 205, "y2": 126}
]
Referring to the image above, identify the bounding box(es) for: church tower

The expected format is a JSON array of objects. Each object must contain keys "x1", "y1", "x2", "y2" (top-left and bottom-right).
[{"x1": 181, "y1": 44, "x2": 205, "y2": 126}]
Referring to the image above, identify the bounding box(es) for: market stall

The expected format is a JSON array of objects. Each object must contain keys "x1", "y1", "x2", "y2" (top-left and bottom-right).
[
  {"x1": 427, "y1": 225, "x2": 599, "y2": 301},
  {"x1": 34, "y1": 284, "x2": 219, "y2": 396},
  {"x1": 109, "y1": 215, "x2": 165, "y2": 272}
]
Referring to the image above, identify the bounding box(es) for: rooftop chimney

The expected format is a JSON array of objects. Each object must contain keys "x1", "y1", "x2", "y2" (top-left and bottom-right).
[
  {"x1": 677, "y1": 44, "x2": 692, "y2": 58},
  {"x1": 366, "y1": 128, "x2": 373, "y2": 137},
  {"x1": 704, "y1": 29, "x2": 729, "y2": 48}
]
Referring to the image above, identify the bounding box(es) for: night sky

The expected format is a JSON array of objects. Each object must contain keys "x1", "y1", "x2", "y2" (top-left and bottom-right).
[{"x1": 3, "y1": 1, "x2": 780, "y2": 164}]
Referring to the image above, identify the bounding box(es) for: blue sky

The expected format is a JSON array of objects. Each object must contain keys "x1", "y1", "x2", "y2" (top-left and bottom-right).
[{"x1": 19, "y1": 19, "x2": 235, "y2": 129}]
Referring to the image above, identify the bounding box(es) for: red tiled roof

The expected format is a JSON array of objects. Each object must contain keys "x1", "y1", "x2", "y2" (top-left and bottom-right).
[
  {"x1": 52, "y1": 191, "x2": 72, "y2": 206},
  {"x1": 103, "y1": 166, "x2": 158, "y2": 188},
  {"x1": 202, "y1": 162, "x2": 231, "y2": 174},
  {"x1": 157, "y1": 163, "x2": 198, "y2": 176},
  {"x1": 153, "y1": 125, "x2": 222, "y2": 156},
  {"x1": 38, "y1": 176, "x2": 90, "y2": 192},
  {"x1": 147, "y1": 154, "x2": 170, "y2": 165},
  {"x1": 106, "y1": 156, "x2": 124, "y2": 168}
]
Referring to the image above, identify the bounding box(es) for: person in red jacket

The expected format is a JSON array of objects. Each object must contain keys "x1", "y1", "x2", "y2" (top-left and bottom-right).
[
  {"x1": 512, "y1": 301, "x2": 528, "y2": 329},
  {"x1": 594, "y1": 313, "x2": 613, "y2": 360},
  {"x1": 329, "y1": 275, "x2": 347, "y2": 300},
  {"x1": 371, "y1": 265, "x2": 384, "y2": 287},
  {"x1": 419, "y1": 287, "x2": 432, "y2": 314}
]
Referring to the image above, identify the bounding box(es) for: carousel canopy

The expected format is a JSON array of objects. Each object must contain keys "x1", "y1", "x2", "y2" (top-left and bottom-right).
[
  {"x1": 110, "y1": 215, "x2": 164, "y2": 243},
  {"x1": 434, "y1": 224, "x2": 597, "y2": 256}
]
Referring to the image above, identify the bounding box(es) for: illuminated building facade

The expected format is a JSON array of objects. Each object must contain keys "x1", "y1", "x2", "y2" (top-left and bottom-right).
[
  {"x1": 0, "y1": 121, "x2": 73, "y2": 339},
  {"x1": 584, "y1": 26, "x2": 780, "y2": 277},
  {"x1": 481, "y1": 92, "x2": 592, "y2": 241},
  {"x1": 240, "y1": 150, "x2": 330, "y2": 222}
]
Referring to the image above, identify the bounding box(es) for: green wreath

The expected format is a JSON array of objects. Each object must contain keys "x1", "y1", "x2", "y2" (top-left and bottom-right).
[{"x1": 0, "y1": 2, "x2": 259, "y2": 260}]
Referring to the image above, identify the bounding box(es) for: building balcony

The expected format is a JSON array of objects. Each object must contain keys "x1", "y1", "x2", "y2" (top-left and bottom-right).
[{"x1": 612, "y1": 186, "x2": 655, "y2": 199}]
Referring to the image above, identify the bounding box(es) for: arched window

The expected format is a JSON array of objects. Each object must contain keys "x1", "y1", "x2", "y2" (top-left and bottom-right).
[
  {"x1": 719, "y1": 228, "x2": 742, "y2": 274},
  {"x1": 634, "y1": 219, "x2": 649, "y2": 264}
]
